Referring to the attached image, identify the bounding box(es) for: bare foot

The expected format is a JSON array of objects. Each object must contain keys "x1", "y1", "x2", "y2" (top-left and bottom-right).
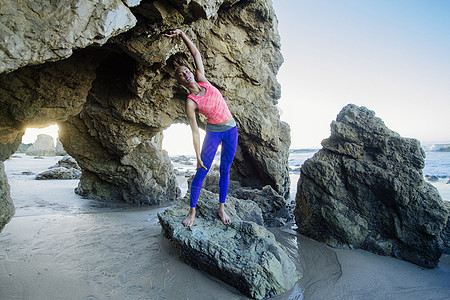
[
  {"x1": 183, "y1": 207, "x2": 196, "y2": 227},
  {"x1": 218, "y1": 203, "x2": 231, "y2": 225}
]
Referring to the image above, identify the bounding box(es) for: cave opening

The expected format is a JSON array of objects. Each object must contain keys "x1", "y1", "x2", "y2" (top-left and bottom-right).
[{"x1": 20, "y1": 124, "x2": 61, "y2": 154}]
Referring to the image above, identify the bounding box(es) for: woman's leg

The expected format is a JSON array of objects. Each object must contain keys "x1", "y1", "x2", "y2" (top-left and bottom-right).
[
  {"x1": 218, "y1": 126, "x2": 238, "y2": 203},
  {"x1": 189, "y1": 131, "x2": 222, "y2": 207}
]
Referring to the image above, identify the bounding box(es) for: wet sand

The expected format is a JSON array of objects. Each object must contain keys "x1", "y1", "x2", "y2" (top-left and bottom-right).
[{"x1": 1, "y1": 155, "x2": 449, "y2": 299}]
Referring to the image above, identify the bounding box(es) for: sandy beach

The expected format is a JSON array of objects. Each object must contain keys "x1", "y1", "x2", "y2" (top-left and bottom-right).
[{"x1": 1, "y1": 154, "x2": 449, "y2": 299}]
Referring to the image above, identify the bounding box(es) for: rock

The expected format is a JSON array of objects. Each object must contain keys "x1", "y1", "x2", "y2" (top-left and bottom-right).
[
  {"x1": 189, "y1": 169, "x2": 292, "y2": 227},
  {"x1": 55, "y1": 138, "x2": 67, "y2": 156},
  {"x1": 425, "y1": 175, "x2": 439, "y2": 182},
  {"x1": 122, "y1": 0, "x2": 142, "y2": 8},
  {"x1": 50, "y1": 155, "x2": 80, "y2": 170},
  {"x1": 294, "y1": 104, "x2": 448, "y2": 268},
  {"x1": 441, "y1": 202, "x2": 450, "y2": 254},
  {"x1": 0, "y1": 130, "x2": 23, "y2": 161},
  {"x1": 15, "y1": 143, "x2": 31, "y2": 153},
  {"x1": 26, "y1": 134, "x2": 55, "y2": 156},
  {"x1": 289, "y1": 166, "x2": 301, "y2": 173},
  {"x1": 36, "y1": 166, "x2": 81, "y2": 180},
  {"x1": 37, "y1": 155, "x2": 82, "y2": 179},
  {"x1": 158, "y1": 189, "x2": 301, "y2": 299},
  {"x1": 0, "y1": 163, "x2": 15, "y2": 232},
  {"x1": 0, "y1": 0, "x2": 137, "y2": 74},
  {"x1": 170, "y1": 155, "x2": 194, "y2": 165},
  {"x1": 0, "y1": 0, "x2": 289, "y2": 230}
]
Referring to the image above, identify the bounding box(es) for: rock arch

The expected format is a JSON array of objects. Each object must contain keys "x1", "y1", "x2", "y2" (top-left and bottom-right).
[{"x1": 0, "y1": 0, "x2": 290, "y2": 231}]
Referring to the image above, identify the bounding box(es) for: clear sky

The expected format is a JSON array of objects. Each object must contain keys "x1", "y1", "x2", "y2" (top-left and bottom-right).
[
  {"x1": 23, "y1": 0, "x2": 450, "y2": 153},
  {"x1": 273, "y1": 0, "x2": 450, "y2": 148}
]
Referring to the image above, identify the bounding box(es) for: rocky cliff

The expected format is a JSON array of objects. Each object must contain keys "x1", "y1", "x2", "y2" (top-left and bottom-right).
[
  {"x1": 294, "y1": 104, "x2": 448, "y2": 268},
  {"x1": 0, "y1": 0, "x2": 290, "y2": 231}
]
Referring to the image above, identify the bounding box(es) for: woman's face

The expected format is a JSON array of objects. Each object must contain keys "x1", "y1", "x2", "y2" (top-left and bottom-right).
[{"x1": 176, "y1": 66, "x2": 194, "y2": 86}]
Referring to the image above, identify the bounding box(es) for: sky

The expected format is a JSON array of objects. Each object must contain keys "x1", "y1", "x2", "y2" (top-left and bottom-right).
[
  {"x1": 23, "y1": 0, "x2": 450, "y2": 153},
  {"x1": 273, "y1": 0, "x2": 450, "y2": 148}
]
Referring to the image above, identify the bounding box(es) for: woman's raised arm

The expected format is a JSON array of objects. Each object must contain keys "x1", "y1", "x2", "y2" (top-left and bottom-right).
[{"x1": 163, "y1": 29, "x2": 207, "y2": 83}]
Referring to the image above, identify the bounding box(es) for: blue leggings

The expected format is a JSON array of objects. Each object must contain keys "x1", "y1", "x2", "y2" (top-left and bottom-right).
[{"x1": 190, "y1": 126, "x2": 238, "y2": 207}]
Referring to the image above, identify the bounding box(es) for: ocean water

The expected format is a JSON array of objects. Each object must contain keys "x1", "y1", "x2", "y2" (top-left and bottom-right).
[{"x1": 289, "y1": 146, "x2": 450, "y2": 201}]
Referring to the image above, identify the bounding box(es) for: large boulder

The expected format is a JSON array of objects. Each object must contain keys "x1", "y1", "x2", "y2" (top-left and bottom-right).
[
  {"x1": 26, "y1": 134, "x2": 55, "y2": 156},
  {"x1": 158, "y1": 189, "x2": 301, "y2": 299},
  {"x1": 294, "y1": 104, "x2": 448, "y2": 268}
]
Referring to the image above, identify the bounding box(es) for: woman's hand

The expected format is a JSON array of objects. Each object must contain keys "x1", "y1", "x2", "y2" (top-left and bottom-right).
[
  {"x1": 197, "y1": 158, "x2": 207, "y2": 170},
  {"x1": 163, "y1": 29, "x2": 182, "y2": 38},
  {"x1": 164, "y1": 29, "x2": 207, "y2": 83}
]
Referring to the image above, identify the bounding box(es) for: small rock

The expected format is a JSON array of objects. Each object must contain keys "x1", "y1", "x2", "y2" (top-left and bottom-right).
[
  {"x1": 425, "y1": 175, "x2": 439, "y2": 182},
  {"x1": 171, "y1": 155, "x2": 194, "y2": 165},
  {"x1": 36, "y1": 167, "x2": 81, "y2": 180},
  {"x1": 50, "y1": 155, "x2": 80, "y2": 170}
]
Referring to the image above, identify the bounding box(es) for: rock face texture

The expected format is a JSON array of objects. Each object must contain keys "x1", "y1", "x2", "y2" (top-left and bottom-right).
[
  {"x1": 0, "y1": 0, "x2": 137, "y2": 74},
  {"x1": 158, "y1": 190, "x2": 301, "y2": 299},
  {"x1": 442, "y1": 202, "x2": 450, "y2": 255},
  {"x1": 0, "y1": 0, "x2": 289, "y2": 230},
  {"x1": 294, "y1": 104, "x2": 448, "y2": 268},
  {"x1": 0, "y1": 163, "x2": 14, "y2": 232},
  {"x1": 26, "y1": 134, "x2": 55, "y2": 156}
]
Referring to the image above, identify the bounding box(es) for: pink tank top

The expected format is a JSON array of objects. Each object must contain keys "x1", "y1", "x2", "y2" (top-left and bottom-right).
[{"x1": 187, "y1": 82, "x2": 232, "y2": 124}]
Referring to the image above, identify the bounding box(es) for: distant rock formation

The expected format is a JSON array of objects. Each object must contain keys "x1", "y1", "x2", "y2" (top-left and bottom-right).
[
  {"x1": 0, "y1": 0, "x2": 289, "y2": 231},
  {"x1": 55, "y1": 138, "x2": 67, "y2": 156},
  {"x1": 26, "y1": 134, "x2": 55, "y2": 156},
  {"x1": 294, "y1": 104, "x2": 448, "y2": 268},
  {"x1": 158, "y1": 190, "x2": 301, "y2": 299},
  {"x1": 15, "y1": 143, "x2": 31, "y2": 153}
]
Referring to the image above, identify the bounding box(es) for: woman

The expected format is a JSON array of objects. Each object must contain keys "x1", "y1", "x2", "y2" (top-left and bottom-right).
[{"x1": 163, "y1": 29, "x2": 238, "y2": 227}]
